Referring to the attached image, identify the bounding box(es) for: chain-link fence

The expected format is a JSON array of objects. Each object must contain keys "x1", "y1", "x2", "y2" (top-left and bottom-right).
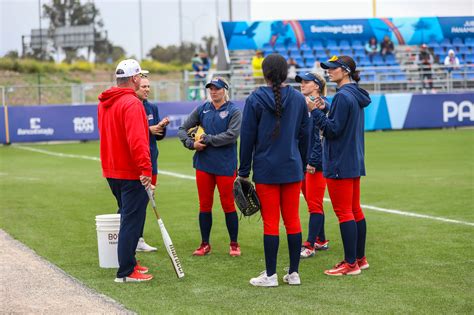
[{"x1": 1, "y1": 65, "x2": 473, "y2": 107}]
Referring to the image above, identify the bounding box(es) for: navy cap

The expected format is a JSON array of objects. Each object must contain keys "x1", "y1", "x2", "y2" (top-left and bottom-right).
[
  {"x1": 320, "y1": 55, "x2": 351, "y2": 73},
  {"x1": 295, "y1": 72, "x2": 323, "y2": 90},
  {"x1": 205, "y1": 78, "x2": 229, "y2": 90}
]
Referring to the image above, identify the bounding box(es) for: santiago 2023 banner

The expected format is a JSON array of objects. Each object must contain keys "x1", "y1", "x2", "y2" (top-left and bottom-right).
[{"x1": 222, "y1": 16, "x2": 474, "y2": 50}]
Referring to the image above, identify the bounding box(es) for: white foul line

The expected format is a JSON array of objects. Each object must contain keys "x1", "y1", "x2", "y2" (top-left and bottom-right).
[{"x1": 13, "y1": 145, "x2": 474, "y2": 227}]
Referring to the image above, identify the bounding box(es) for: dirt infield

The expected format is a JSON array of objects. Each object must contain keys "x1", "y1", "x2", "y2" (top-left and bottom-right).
[{"x1": 0, "y1": 229, "x2": 133, "y2": 314}]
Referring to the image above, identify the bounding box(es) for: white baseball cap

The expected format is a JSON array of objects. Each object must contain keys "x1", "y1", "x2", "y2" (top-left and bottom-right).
[{"x1": 115, "y1": 59, "x2": 149, "y2": 78}]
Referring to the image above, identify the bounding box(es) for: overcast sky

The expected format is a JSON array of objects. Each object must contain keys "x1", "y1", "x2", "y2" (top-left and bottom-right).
[{"x1": 0, "y1": 0, "x2": 472, "y2": 59}]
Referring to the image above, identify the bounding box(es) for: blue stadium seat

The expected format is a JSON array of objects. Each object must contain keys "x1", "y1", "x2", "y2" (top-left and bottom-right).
[
  {"x1": 262, "y1": 48, "x2": 274, "y2": 56},
  {"x1": 326, "y1": 40, "x2": 338, "y2": 49},
  {"x1": 300, "y1": 42, "x2": 311, "y2": 51},
  {"x1": 275, "y1": 47, "x2": 288, "y2": 55},
  {"x1": 352, "y1": 40, "x2": 363, "y2": 49},
  {"x1": 314, "y1": 47, "x2": 327, "y2": 57},
  {"x1": 288, "y1": 43, "x2": 298, "y2": 50},
  {"x1": 440, "y1": 38, "x2": 451, "y2": 49},
  {"x1": 262, "y1": 43, "x2": 272, "y2": 49},
  {"x1": 428, "y1": 41, "x2": 440, "y2": 48},
  {"x1": 288, "y1": 48, "x2": 301, "y2": 58},
  {"x1": 359, "y1": 60, "x2": 372, "y2": 67},
  {"x1": 274, "y1": 43, "x2": 285, "y2": 49},
  {"x1": 302, "y1": 51, "x2": 314, "y2": 58},
  {"x1": 340, "y1": 48, "x2": 353, "y2": 56},
  {"x1": 452, "y1": 37, "x2": 463, "y2": 46},
  {"x1": 339, "y1": 40, "x2": 351, "y2": 49},
  {"x1": 327, "y1": 49, "x2": 339, "y2": 57},
  {"x1": 312, "y1": 40, "x2": 324, "y2": 49},
  {"x1": 457, "y1": 46, "x2": 470, "y2": 55},
  {"x1": 465, "y1": 38, "x2": 474, "y2": 49},
  {"x1": 354, "y1": 48, "x2": 366, "y2": 57},
  {"x1": 305, "y1": 57, "x2": 316, "y2": 68},
  {"x1": 293, "y1": 57, "x2": 304, "y2": 67},
  {"x1": 434, "y1": 47, "x2": 445, "y2": 56}
]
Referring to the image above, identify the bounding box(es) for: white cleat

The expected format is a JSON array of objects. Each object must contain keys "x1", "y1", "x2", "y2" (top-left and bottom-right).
[
  {"x1": 283, "y1": 271, "x2": 301, "y2": 285},
  {"x1": 136, "y1": 237, "x2": 157, "y2": 252},
  {"x1": 249, "y1": 271, "x2": 278, "y2": 287}
]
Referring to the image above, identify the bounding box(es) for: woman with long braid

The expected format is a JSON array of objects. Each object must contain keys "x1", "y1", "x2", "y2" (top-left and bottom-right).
[{"x1": 238, "y1": 54, "x2": 310, "y2": 287}]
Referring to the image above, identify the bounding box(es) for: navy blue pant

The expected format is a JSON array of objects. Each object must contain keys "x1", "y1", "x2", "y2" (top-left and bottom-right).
[{"x1": 107, "y1": 178, "x2": 148, "y2": 278}]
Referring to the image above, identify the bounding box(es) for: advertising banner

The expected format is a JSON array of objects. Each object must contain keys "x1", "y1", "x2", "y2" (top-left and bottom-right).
[
  {"x1": 7, "y1": 105, "x2": 98, "y2": 143},
  {"x1": 222, "y1": 16, "x2": 473, "y2": 50},
  {"x1": 0, "y1": 107, "x2": 6, "y2": 143},
  {"x1": 2, "y1": 93, "x2": 472, "y2": 144}
]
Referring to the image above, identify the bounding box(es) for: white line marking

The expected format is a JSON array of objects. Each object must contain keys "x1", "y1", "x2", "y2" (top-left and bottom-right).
[
  {"x1": 0, "y1": 172, "x2": 40, "y2": 181},
  {"x1": 14, "y1": 145, "x2": 474, "y2": 227}
]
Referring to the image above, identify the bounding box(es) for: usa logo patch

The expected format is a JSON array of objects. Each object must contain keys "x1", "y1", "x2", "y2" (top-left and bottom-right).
[{"x1": 219, "y1": 111, "x2": 229, "y2": 119}]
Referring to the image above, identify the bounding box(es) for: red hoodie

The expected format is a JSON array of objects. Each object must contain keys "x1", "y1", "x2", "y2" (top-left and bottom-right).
[{"x1": 98, "y1": 87, "x2": 152, "y2": 179}]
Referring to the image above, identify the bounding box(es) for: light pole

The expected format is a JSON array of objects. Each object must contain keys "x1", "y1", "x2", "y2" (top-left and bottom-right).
[
  {"x1": 183, "y1": 14, "x2": 210, "y2": 44},
  {"x1": 138, "y1": 0, "x2": 144, "y2": 60}
]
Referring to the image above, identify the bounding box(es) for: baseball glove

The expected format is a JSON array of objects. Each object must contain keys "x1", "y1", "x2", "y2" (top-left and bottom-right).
[
  {"x1": 233, "y1": 177, "x2": 261, "y2": 217},
  {"x1": 187, "y1": 125, "x2": 205, "y2": 140}
]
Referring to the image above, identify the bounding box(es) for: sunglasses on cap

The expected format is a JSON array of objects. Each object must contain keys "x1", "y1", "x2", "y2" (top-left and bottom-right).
[{"x1": 320, "y1": 56, "x2": 351, "y2": 73}]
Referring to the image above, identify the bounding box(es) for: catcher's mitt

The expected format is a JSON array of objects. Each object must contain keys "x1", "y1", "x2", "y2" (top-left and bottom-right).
[
  {"x1": 187, "y1": 125, "x2": 205, "y2": 140},
  {"x1": 233, "y1": 177, "x2": 261, "y2": 217}
]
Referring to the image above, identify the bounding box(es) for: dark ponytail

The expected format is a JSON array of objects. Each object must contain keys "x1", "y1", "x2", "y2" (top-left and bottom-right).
[
  {"x1": 262, "y1": 54, "x2": 288, "y2": 138},
  {"x1": 339, "y1": 55, "x2": 360, "y2": 83}
]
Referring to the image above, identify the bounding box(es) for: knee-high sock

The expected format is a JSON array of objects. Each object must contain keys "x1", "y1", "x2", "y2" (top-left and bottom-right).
[
  {"x1": 339, "y1": 220, "x2": 357, "y2": 264},
  {"x1": 307, "y1": 213, "x2": 324, "y2": 245},
  {"x1": 263, "y1": 235, "x2": 279, "y2": 276},
  {"x1": 225, "y1": 211, "x2": 239, "y2": 242},
  {"x1": 199, "y1": 212, "x2": 212, "y2": 243},
  {"x1": 287, "y1": 233, "x2": 302, "y2": 274},
  {"x1": 317, "y1": 214, "x2": 326, "y2": 242},
  {"x1": 356, "y1": 219, "x2": 367, "y2": 259}
]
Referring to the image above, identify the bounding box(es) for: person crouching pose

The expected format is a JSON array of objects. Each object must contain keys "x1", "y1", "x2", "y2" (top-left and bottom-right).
[{"x1": 239, "y1": 54, "x2": 310, "y2": 287}]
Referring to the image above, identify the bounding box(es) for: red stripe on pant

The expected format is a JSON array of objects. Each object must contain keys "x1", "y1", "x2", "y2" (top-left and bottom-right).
[
  {"x1": 301, "y1": 171, "x2": 326, "y2": 214},
  {"x1": 255, "y1": 182, "x2": 302, "y2": 235},
  {"x1": 326, "y1": 177, "x2": 365, "y2": 223},
  {"x1": 196, "y1": 169, "x2": 236, "y2": 213}
]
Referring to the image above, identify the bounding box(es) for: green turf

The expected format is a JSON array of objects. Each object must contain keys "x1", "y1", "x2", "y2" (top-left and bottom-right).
[{"x1": 0, "y1": 129, "x2": 473, "y2": 314}]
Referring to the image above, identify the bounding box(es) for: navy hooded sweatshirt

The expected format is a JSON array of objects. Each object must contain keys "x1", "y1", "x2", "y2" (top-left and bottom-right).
[
  {"x1": 311, "y1": 83, "x2": 371, "y2": 179},
  {"x1": 239, "y1": 85, "x2": 310, "y2": 184}
]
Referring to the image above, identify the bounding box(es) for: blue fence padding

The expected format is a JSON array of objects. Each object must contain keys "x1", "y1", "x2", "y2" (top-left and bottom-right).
[{"x1": 1, "y1": 93, "x2": 473, "y2": 144}]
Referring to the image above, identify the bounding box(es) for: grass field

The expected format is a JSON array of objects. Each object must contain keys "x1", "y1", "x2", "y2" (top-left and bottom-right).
[{"x1": 0, "y1": 129, "x2": 473, "y2": 314}]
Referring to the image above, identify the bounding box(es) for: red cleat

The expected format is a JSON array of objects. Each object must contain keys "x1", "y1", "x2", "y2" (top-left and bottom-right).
[
  {"x1": 357, "y1": 256, "x2": 370, "y2": 270},
  {"x1": 324, "y1": 261, "x2": 361, "y2": 276},
  {"x1": 314, "y1": 238, "x2": 329, "y2": 250},
  {"x1": 134, "y1": 261, "x2": 149, "y2": 274},
  {"x1": 229, "y1": 242, "x2": 241, "y2": 257},
  {"x1": 114, "y1": 270, "x2": 153, "y2": 283},
  {"x1": 193, "y1": 242, "x2": 211, "y2": 256}
]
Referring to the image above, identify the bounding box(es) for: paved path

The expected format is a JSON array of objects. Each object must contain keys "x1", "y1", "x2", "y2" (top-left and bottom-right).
[{"x1": 0, "y1": 229, "x2": 133, "y2": 314}]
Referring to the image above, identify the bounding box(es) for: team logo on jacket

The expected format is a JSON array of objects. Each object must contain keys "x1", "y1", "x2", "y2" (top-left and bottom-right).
[
  {"x1": 219, "y1": 111, "x2": 229, "y2": 119},
  {"x1": 147, "y1": 114, "x2": 154, "y2": 121}
]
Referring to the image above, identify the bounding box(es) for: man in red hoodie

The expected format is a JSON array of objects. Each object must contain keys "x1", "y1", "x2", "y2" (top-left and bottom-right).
[{"x1": 98, "y1": 59, "x2": 153, "y2": 282}]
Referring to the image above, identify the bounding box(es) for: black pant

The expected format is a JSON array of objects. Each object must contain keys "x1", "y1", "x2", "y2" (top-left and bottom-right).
[{"x1": 107, "y1": 178, "x2": 148, "y2": 278}]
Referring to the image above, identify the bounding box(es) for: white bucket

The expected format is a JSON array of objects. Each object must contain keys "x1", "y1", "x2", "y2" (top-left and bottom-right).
[{"x1": 96, "y1": 214, "x2": 121, "y2": 268}]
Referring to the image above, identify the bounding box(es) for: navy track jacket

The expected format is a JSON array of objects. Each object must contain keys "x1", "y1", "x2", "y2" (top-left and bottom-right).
[
  {"x1": 307, "y1": 97, "x2": 330, "y2": 171},
  {"x1": 143, "y1": 100, "x2": 166, "y2": 175},
  {"x1": 311, "y1": 83, "x2": 371, "y2": 179},
  {"x1": 178, "y1": 101, "x2": 242, "y2": 176},
  {"x1": 239, "y1": 86, "x2": 310, "y2": 184}
]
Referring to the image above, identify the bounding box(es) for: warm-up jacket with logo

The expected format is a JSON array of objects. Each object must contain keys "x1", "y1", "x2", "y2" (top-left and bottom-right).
[
  {"x1": 177, "y1": 101, "x2": 242, "y2": 176},
  {"x1": 311, "y1": 83, "x2": 371, "y2": 179},
  {"x1": 98, "y1": 87, "x2": 152, "y2": 179},
  {"x1": 238, "y1": 86, "x2": 310, "y2": 184}
]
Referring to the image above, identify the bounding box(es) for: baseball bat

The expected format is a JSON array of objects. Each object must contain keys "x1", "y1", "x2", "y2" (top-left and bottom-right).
[{"x1": 146, "y1": 188, "x2": 185, "y2": 279}]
